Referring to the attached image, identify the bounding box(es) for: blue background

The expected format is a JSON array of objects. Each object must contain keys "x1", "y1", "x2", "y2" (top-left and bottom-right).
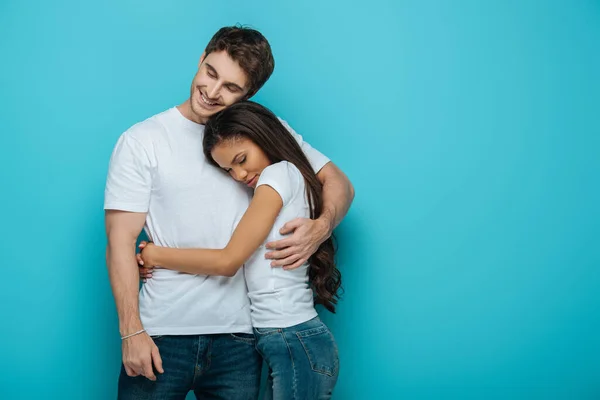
[{"x1": 1, "y1": 0, "x2": 599, "y2": 399}]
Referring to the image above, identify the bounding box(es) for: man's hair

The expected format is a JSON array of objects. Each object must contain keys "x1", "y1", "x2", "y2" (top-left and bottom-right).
[{"x1": 204, "y1": 25, "x2": 275, "y2": 99}]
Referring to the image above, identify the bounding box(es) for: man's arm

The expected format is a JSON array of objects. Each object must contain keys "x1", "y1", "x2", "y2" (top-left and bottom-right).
[
  {"x1": 265, "y1": 161, "x2": 354, "y2": 269},
  {"x1": 317, "y1": 161, "x2": 355, "y2": 232},
  {"x1": 106, "y1": 210, "x2": 163, "y2": 381}
]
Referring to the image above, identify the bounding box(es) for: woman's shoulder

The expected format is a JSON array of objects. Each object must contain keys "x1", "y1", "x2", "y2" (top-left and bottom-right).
[
  {"x1": 262, "y1": 161, "x2": 302, "y2": 181},
  {"x1": 258, "y1": 161, "x2": 304, "y2": 206}
]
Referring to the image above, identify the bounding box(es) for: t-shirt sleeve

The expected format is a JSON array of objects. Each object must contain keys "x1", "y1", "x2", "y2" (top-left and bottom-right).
[
  {"x1": 256, "y1": 162, "x2": 299, "y2": 207},
  {"x1": 278, "y1": 118, "x2": 330, "y2": 174},
  {"x1": 104, "y1": 133, "x2": 153, "y2": 213}
]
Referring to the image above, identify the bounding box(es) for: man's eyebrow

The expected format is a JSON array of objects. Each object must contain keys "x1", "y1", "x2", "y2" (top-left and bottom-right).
[
  {"x1": 206, "y1": 62, "x2": 245, "y2": 92},
  {"x1": 205, "y1": 63, "x2": 218, "y2": 76}
]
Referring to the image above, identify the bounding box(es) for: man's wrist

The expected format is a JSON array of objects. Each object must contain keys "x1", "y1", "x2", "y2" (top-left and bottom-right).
[
  {"x1": 121, "y1": 329, "x2": 146, "y2": 340},
  {"x1": 119, "y1": 319, "x2": 144, "y2": 337},
  {"x1": 317, "y1": 211, "x2": 334, "y2": 241}
]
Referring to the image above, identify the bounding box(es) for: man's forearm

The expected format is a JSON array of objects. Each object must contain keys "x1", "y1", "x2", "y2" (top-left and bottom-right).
[
  {"x1": 107, "y1": 239, "x2": 143, "y2": 336},
  {"x1": 318, "y1": 164, "x2": 355, "y2": 234}
]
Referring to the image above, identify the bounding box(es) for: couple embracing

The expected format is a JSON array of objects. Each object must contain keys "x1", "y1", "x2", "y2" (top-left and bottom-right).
[{"x1": 105, "y1": 25, "x2": 354, "y2": 400}]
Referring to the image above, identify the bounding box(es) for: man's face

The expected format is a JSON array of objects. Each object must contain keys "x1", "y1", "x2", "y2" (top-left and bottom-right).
[{"x1": 189, "y1": 51, "x2": 249, "y2": 123}]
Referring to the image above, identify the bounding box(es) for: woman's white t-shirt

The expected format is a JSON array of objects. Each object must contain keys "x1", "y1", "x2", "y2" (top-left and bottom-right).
[{"x1": 245, "y1": 161, "x2": 318, "y2": 328}]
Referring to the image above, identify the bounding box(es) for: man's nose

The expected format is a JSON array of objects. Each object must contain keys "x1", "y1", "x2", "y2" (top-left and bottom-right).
[{"x1": 207, "y1": 83, "x2": 220, "y2": 100}]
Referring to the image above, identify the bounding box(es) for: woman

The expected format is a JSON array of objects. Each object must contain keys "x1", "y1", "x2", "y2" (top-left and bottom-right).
[{"x1": 138, "y1": 101, "x2": 342, "y2": 399}]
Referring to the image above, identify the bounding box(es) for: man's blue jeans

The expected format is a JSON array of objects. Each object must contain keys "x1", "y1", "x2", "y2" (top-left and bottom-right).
[
  {"x1": 254, "y1": 317, "x2": 339, "y2": 400},
  {"x1": 117, "y1": 333, "x2": 261, "y2": 400}
]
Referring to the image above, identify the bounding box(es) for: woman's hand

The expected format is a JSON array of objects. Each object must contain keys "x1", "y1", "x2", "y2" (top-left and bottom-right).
[{"x1": 137, "y1": 241, "x2": 158, "y2": 282}]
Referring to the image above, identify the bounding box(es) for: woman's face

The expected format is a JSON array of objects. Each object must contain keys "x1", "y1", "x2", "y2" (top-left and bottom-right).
[{"x1": 211, "y1": 137, "x2": 272, "y2": 188}]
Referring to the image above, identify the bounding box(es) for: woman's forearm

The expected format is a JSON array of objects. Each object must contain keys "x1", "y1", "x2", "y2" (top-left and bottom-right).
[
  {"x1": 146, "y1": 186, "x2": 284, "y2": 278},
  {"x1": 152, "y1": 247, "x2": 240, "y2": 277}
]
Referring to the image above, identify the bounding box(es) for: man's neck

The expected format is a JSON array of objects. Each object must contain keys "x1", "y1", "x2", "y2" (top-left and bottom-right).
[{"x1": 177, "y1": 99, "x2": 208, "y2": 125}]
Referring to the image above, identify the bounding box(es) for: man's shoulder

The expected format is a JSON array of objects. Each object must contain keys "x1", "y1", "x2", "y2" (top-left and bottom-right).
[
  {"x1": 122, "y1": 108, "x2": 174, "y2": 143},
  {"x1": 276, "y1": 116, "x2": 292, "y2": 130},
  {"x1": 275, "y1": 116, "x2": 304, "y2": 144}
]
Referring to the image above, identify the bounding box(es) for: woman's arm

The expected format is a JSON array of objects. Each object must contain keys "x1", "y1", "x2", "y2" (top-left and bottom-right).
[{"x1": 140, "y1": 185, "x2": 283, "y2": 277}]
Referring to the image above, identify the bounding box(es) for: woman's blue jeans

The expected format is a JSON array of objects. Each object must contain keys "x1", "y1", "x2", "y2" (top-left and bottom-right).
[{"x1": 254, "y1": 317, "x2": 339, "y2": 400}]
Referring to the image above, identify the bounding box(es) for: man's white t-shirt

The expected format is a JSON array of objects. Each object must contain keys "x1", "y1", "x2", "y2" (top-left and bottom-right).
[
  {"x1": 104, "y1": 107, "x2": 329, "y2": 335},
  {"x1": 246, "y1": 161, "x2": 318, "y2": 328}
]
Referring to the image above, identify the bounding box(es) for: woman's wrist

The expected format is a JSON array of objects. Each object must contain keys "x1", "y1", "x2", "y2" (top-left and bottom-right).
[{"x1": 151, "y1": 246, "x2": 164, "y2": 267}]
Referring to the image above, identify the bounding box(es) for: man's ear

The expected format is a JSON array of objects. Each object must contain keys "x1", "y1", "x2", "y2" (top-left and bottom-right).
[{"x1": 198, "y1": 52, "x2": 206, "y2": 68}]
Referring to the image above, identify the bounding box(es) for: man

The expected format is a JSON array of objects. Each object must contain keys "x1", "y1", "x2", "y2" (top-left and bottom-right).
[{"x1": 105, "y1": 26, "x2": 354, "y2": 399}]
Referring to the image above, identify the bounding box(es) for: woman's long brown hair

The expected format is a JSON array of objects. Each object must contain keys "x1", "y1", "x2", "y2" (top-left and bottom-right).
[{"x1": 203, "y1": 101, "x2": 342, "y2": 313}]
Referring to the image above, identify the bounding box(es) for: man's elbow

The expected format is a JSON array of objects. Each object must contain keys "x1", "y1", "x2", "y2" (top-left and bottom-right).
[
  {"x1": 347, "y1": 177, "x2": 355, "y2": 202},
  {"x1": 106, "y1": 226, "x2": 138, "y2": 249},
  {"x1": 338, "y1": 170, "x2": 355, "y2": 205},
  {"x1": 321, "y1": 163, "x2": 354, "y2": 198}
]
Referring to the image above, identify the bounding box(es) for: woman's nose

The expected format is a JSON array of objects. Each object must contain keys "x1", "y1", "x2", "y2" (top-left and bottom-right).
[{"x1": 232, "y1": 168, "x2": 247, "y2": 182}]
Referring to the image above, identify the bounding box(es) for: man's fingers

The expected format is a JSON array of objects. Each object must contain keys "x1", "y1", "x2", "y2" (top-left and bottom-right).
[
  {"x1": 152, "y1": 346, "x2": 164, "y2": 374},
  {"x1": 265, "y1": 246, "x2": 296, "y2": 261},
  {"x1": 265, "y1": 249, "x2": 292, "y2": 262},
  {"x1": 270, "y1": 253, "x2": 301, "y2": 268},
  {"x1": 122, "y1": 335, "x2": 156, "y2": 380},
  {"x1": 279, "y1": 218, "x2": 304, "y2": 235},
  {"x1": 124, "y1": 364, "x2": 137, "y2": 377},
  {"x1": 142, "y1": 359, "x2": 156, "y2": 381},
  {"x1": 284, "y1": 258, "x2": 307, "y2": 271},
  {"x1": 265, "y1": 238, "x2": 294, "y2": 252},
  {"x1": 125, "y1": 361, "x2": 144, "y2": 377}
]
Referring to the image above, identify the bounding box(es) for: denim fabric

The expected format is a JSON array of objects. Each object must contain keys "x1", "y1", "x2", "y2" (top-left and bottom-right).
[
  {"x1": 254, "y1": 317, "x2": 339, "y2": 400},
  {"x1": 118, "y1": 333, "x2": 261, "y2": 400}
]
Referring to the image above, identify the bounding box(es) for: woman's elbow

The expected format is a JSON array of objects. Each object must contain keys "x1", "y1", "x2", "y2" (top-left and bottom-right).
[
  {"x1": 221, "y1": 267, "x2": 238, "y2": 277},
  {"x1": 220, "y1": 258, "x2": 243, "y2": 277}
]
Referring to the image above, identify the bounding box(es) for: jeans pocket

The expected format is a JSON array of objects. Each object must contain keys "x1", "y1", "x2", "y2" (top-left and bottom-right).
[
  {"x1": 230, "y1": 332, "x2": 256, "y2": 344},
  {"x1": 296, "y1": 325, "x2": 339, "y2": 377},
  {"x1": 254, "y1": 327, "x2": 280, "y2": 336}
]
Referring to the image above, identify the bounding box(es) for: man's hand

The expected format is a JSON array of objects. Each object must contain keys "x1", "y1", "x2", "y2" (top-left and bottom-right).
[
  {"x1": 122, "y1": 332, "x2": 164, "y2": 381},
  {"x1": 265, "y1": 218, "x2": 330, "y2": 270}
]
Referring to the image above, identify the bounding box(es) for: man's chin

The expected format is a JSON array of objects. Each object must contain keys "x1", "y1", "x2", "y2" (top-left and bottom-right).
[{"x1": 191, "y1": 102, "x2": 222, "y2": 123}]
